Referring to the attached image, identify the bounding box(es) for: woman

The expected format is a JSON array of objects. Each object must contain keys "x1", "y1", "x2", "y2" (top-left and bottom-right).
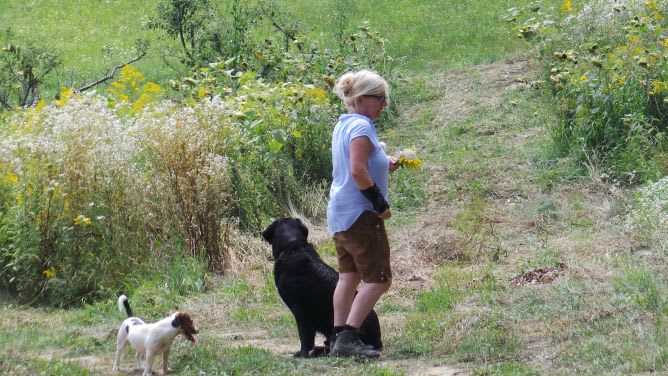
[{"x1": 328, "y1": 70, "x2": 398, "y2": 358}]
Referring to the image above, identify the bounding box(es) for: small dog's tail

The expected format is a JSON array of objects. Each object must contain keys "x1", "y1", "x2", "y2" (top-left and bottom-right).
[{"x1": 118, "y1": 295, "x2": 133, "y2": 317}]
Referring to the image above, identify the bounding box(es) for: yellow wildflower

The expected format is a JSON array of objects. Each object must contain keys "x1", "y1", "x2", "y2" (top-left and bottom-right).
[
  {"x1": 580, "y1": 75, "x2": 588, "y2": 81},
  {"x1": 74, "y1": 214, "x2": 92, "y2": 227},
  {"x1": 197, "y1": 86, "x2": 210, "y2": 99},
  {"x1": 43, "y1": 266, "x2": 56, "y2": 279},
  {"x1": 5, "y1": 171, "x2": 18, "y2": 185},
  {"x1": 55, "y1": 87, "x2": 73, "y2": 107},
  {"x1": 650, "y1": 81, "x2": 668, "y2": 96},
  {"x1": 561, "y1": 0, "x2": 572, "y2": 12},
  {"x1": 305, "y1": 87, "x2": 329, "y2": 105},
  {"x1": 131, "y1": 93, "x2": 151, "y2": 114}
]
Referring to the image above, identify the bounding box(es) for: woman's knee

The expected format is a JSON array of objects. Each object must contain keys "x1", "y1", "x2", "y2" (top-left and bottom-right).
[{"x1": 337, "y1": 272, "x2": 361, "y2": 290}]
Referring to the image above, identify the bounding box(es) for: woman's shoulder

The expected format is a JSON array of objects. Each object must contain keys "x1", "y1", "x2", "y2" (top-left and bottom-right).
[
  {"x1": 340, "y1": 113, "x2": 372, "y2": 126},
  {"x1": 340, "y1": 115, "x2": 372, "y2": 132}
]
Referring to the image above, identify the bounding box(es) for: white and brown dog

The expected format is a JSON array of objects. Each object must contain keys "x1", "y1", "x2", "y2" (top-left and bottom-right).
[{"x1": 113, "y1": 295, "x2": 198, "y2": 375}]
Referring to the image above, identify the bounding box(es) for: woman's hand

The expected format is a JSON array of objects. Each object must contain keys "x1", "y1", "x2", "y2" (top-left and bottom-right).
[
  {"x1": 388, "y1": 156, "x2": 399, "y2": 172},
  {"x1": 379, "y1": 209, "x2": 392, "y2": 220}
]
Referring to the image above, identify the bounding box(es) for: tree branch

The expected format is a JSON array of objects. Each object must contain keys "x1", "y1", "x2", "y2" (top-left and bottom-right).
[{"x1": 77, "y1": 52, "x2": 147, "y2": 92}]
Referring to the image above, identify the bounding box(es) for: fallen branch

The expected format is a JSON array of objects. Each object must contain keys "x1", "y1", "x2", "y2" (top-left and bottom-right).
[{"x1": 77, "y1": 52, "x2": 146, "y2": 92}]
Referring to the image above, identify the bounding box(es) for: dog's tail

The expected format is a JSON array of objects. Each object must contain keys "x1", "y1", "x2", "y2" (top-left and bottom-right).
[{"x1": 118, "y1": 295, "x2": 133, "y2": 317}]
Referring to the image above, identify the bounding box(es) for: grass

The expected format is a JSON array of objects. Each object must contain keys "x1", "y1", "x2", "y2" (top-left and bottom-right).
[
  {"x1": 278, "y1": 0, "x2": 547, "y2": 72},
  {"x1": 0, "y1": 0, "x2": 559, "y2": 98}
]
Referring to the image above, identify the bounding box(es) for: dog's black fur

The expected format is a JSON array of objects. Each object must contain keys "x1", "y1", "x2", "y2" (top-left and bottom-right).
[{"x1": 262, "y1": 217, "x2": 382, "y2": 357}]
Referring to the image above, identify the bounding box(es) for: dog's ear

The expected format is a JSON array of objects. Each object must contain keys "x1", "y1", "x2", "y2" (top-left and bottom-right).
[
  {"x1": 172, "y1": 314, "x2": 181, "y2": 328},
  {"x1": 172, "y1": 312, "x2": 188, "y2": 328},
  {"x1": 261, "y1": 220, "x2": 278, "y2": 244},
  {"x1": 295, "y1": 218, "x2": 309, "y2": 239}
]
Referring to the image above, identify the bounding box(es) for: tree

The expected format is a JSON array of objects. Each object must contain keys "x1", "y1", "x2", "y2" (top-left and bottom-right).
[
  {"x1": 147, "y1": 0, "x2": 214, "y2": 67},
  {"x1": 0, "y1": 31, "x2": 61, "y2": 111}
]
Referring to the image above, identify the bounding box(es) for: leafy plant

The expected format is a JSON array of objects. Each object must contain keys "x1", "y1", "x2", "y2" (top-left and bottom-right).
[{"x1": 509, "y1": 0, "x2": 668, "y2": 184}]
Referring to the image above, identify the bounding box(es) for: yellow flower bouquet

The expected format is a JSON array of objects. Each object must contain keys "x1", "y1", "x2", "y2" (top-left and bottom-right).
[{"x1": 396, "y1": 148, "x2": 423, "y2": 169}]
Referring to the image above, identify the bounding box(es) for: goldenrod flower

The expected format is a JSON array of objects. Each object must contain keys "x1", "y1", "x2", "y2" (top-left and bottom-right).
[
  {"x1": 144, "y1": 82, "x2": 163, "y2": 94},
  {"x1": 397, "y1": 148, "x2": 423, "y2": 170},
  {"x1": 561, "y1": 0, "x2": 572, "y2": 12}
]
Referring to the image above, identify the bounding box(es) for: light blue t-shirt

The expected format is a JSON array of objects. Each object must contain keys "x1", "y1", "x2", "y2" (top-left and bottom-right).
[{"x1": 327, "y1": 113, "x2": 389, "y2": 235}]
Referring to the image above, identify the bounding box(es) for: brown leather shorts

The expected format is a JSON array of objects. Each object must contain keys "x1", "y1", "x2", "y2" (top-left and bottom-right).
[{"x1": 333, "y1": 211, "x2": 392, "y2": 283}]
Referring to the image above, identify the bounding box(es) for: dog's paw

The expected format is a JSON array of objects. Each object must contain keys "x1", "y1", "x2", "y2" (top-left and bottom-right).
[
  {"x1": 309, "y1": 346, "x2": 327, "y2": 357},
  {"x1": 292, "y1": 349, "x2": 311, "y2": 358}
]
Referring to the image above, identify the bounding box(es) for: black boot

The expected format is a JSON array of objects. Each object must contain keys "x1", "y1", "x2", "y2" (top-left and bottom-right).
[
  {"x1": 330, "y1": 330, "x2": 380, "y2": 358},
  {"x1": 328, "y1": 333, "x2": 375, "y2": 354}
]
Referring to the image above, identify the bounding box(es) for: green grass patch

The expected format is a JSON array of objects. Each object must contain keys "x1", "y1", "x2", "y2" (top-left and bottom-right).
[
  {"x1": 0, "y1": 354, "x2": 91, "y2": 375},
  {"x1": 456, "y1": 321, "x2": 523, "y2": 363},
  {"x1": 473, "y1": 361, "x2": 541, "y2": 376},
  {"x1": 613, "y1": 268, "x2": 666, "y2": 314}
]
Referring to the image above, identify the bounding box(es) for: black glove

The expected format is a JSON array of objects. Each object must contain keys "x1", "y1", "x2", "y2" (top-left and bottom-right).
[{"x1": 360, "y1": 183, "x2": 390, "y2": 214}]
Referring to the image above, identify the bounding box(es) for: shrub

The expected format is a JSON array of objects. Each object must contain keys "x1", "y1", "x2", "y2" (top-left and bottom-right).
[{"x1": 0, "y1": 69, "x2": 337, "y2": 305}]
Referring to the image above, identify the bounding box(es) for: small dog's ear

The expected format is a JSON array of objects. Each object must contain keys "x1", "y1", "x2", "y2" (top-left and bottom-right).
[
  {"x1": 261, "y1": 220, "x2": 278, "y2": 244},
  {"x1": 172, "y1": 313, "x2": 182, "y2": 328}
]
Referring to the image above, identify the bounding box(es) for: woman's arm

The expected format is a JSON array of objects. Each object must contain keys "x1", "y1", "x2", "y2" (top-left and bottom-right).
[
  {"x1": 349, "y1": 136, "x2": 374, "y2": 189},
  {"x1": 349, "y1": 136, "x2": 391, "y2": 219}
]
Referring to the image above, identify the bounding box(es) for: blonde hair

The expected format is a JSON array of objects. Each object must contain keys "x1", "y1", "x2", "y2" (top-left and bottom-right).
[{"x1": 333, "y1": 70, "x2": 389, "y2": 113}]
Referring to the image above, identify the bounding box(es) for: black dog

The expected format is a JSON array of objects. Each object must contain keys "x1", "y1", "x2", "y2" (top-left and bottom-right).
[{"x1": 261, "y1": 217, "x2": 382, "y2": 357}]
